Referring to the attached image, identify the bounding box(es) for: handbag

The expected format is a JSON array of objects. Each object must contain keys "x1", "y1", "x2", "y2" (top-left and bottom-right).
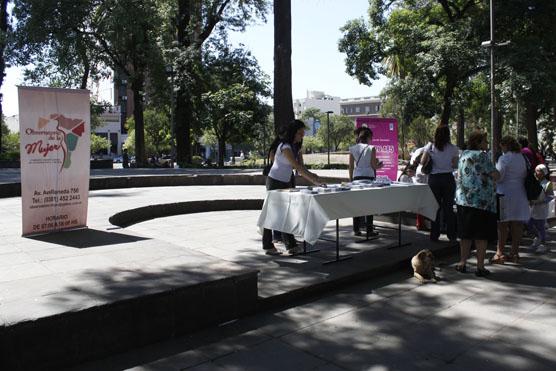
[
  {"x1": 523, "y1": 154, "x2": 542, "y2": 201},
  {"x1": 421, "y1": 156, "x2": 433, "y2": 175},
  {"x1": 262, "y1": 145, "x2": 274, "y2": 176},
  {"x1": 262, "y1": 162, "x2": 272, "y2": 176}
]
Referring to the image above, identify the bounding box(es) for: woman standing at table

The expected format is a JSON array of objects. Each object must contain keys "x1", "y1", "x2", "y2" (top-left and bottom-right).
[
  {"x1": 262, "y1": 119, "x2": 322, "y2": 255},
  {"x1": 420, "y1": 125, "x2": 459, "y2": 242},
  {"x1": 455, "y1": 131, "x2": 499, "y2": 276},
  {"x1": 348, "y1": 126, "x2": 382, "y2": 236},
  {"x1": 491, "y1": 136, "x2": 530, "y2": 264}
]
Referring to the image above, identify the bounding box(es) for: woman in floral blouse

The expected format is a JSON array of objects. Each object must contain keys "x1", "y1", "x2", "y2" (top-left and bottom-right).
[{"x1": 455, "y1": 131, "x2": 500, "y2": 276}]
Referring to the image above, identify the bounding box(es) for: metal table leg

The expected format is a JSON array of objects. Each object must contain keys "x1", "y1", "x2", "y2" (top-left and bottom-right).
[
  {"x1": 323, "y1": 219, "x2": 353, "y2": 264},
  {"x1": 387, "y1": 212, "x2": 412, "y2": 249}
]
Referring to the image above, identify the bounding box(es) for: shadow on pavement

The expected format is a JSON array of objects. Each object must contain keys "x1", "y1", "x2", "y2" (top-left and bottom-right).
[{"x1": 27, "y1": 228, "x2": 150, "y2": 248}]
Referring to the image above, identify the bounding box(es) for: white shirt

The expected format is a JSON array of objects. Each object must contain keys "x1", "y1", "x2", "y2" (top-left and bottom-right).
[
  {"x1": 268, "y1": 143, "x2": 294, "y2": 183},
  {"x1": 410, "y1": 144, "x2": 430, "y2": 184},
  {"x1": 425, "y1": 142, "x2": 459, "y2": 174},
  {"x1": 349, "y1": 143, "x2": 375, "y2": 178}
]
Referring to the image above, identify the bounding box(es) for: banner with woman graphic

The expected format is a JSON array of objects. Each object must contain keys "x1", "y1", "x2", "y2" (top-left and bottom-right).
[{"x1": 18, "y1": 86, "x2": 91, "y2": 236}]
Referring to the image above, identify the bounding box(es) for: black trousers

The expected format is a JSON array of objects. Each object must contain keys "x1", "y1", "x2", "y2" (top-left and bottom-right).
[
  {"x1": 263, "y1": 176, "x2": 297, "y2": 249},
  {"x1": 352, "y1": 176, "x2": 375, "y2": 232},
  {"x1": 428, "y1": 172, "x2": 456, "y2": 241}
]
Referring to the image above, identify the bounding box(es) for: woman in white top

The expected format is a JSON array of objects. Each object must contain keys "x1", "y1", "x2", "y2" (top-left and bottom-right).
[
  {"x1": 348, "y1": 127, "x2": 382, "y2": 236},
  {"x1": 410, "y1": 143, "x2": 432, "y2": 230},
  {"x1": 263, "y1": 119, "x2": 322, "y2": 255},
  {"x1": 420, "y1": 126, "x2": 459, "y2": 242},
  {"x1": 491, "y1": 136, "x2": 530, "y2": 264}
]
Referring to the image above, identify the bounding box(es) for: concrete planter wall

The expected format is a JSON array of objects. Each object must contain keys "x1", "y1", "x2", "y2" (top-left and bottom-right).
[{"x1": 0, "y1": 160, "x2": 20, "y2": 168}]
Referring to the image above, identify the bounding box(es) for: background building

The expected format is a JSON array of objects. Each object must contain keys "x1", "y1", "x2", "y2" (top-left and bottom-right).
[
  {"x1": 294, "y1": 90, "x2": 341, "y2": 117},
  {"x1": 340, "y1": 96, "x2": 381, "y2": 118}
]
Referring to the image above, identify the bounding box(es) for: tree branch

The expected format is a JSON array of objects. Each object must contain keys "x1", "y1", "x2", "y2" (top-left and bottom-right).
[
  {"x1": 197, "y1": 0, "x2": 231, "y2": 47},
  {"x1": 437, "y1": 0, "x2": 455, "y2": 22}
]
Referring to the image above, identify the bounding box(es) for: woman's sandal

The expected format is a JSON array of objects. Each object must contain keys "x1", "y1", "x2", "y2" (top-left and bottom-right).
[
  {"x1": 489, "y1": 253, "x2": 506, "y2": 264},
  {"x1": 508, "y1": 253, "x2": 520, "y2": 264},
  {"x1": 455, "y1": 264, "x2": 467, "y2": 273},
  {"x1": 475, "y1": 268, "x2": 491, "y2": 277}
]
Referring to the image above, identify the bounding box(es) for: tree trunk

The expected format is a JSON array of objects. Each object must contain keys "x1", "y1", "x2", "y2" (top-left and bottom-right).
[
  {"x1": 273, "y1": 0, "x2": 294, "y2": 132},
  {"x1": 217, "y1": 137, "x2": 226, "y2": 167},
  {"x1": 132, "y1": 78, "x2": 146, "y2": 167},
  {"x1": 457, "y1": 106, "x2": 465, "y2": 148},
  {"x1": 175, "y1": 0, "x2": 194, "y2": 165},
  {"x1": 524, "y1": 101, "x2": 539, "y2": 150},
  {"x1": 439, "y1": 80, "x2": 455, "y2": 127},
  {"x1": 0, "y1": 0, "x2": 9, "y2": 153},
  {"x1": 175, "y1": 88, "x2": 192, "y2": 165}
]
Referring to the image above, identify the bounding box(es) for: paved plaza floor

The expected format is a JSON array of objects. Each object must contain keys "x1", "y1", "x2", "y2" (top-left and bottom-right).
[{"x1": 78, "y1": 237, "x2": 556, "y2": 371}]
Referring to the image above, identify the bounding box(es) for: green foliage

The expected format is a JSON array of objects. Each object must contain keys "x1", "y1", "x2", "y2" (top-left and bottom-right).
[
  {"x1": 125, "y1": 107, "x2": 172, "y2": 155},
  {"x1": 316, "y1": 114, "x2": 354, "y2": 152},
  {"x1": 1, "y1": 120, "x2": 19, "y2": 157},
  {"x1": 2, "y1": 132, "x2": 20, "y2": 153},
  {"x1": 302, "y1": 136, "x2": 324, "y2": 153},
  {"x1": 90, "y1": 133, "x2": 111, "y2": 155},
  {"x1": 199, "y1": 37, "x2": 271, "y2": 166},
  {"x1": 90, "y1": 100, "x2": 112, "y2": 131},
  {"x1": 339, "y1": 1, "x2": 488, "y2": 127}
]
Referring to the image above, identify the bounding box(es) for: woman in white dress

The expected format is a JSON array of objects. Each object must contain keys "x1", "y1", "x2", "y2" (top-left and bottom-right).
[{"x1": 491, "y1": 136, "x2": 530, "y2": 264}]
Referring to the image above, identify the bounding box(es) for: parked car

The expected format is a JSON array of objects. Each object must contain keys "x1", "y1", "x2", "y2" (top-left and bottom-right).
[{"x1": 157, "y1": 155, "x2": 174, "y2": 168}]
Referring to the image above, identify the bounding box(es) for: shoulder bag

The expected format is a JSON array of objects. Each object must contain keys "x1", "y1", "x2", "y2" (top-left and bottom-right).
[
  {"x1": 355, "y1": 145, "x2": 369, "y2": 167},
  {"x1": 421, "y1": 154, "x2": 433, "y2": 175}
]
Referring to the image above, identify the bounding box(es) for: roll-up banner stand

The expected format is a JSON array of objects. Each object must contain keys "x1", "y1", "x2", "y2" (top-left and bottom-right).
[{"x1": 18, "y1": 86, "x2": 91, "y2": 236}]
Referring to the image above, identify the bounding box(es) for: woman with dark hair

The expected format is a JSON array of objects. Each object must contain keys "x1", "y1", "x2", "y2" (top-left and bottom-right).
[
  {"x1": 491, "y1": 136, "x2": 530, "y2": 264},
  {"x1": 348, "y1": 127, "x2": 382, "y2": 236},
  {"x1": 455, "y1": 131, "x2": 499, "y2": 276},
  {"x1": 262, "y1": 119, "x2": 322, "y2": 255},
  {"x1": 420, "y1": 125, "x2": 459, "y2": 242}
]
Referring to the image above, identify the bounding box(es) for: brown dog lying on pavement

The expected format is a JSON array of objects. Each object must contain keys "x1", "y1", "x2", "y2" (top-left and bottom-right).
[{"x1": 411, "y1": 249, "x2": 438, "y2": 284}]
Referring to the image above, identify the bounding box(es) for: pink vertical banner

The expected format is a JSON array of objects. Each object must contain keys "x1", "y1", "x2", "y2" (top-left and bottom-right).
[{"x1": 355, "y1": 117, "x2": 398, "y2": 181}]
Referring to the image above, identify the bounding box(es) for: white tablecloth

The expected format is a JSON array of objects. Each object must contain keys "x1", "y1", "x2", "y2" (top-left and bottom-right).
[{"x1": 257, "y1": 183, "x2": 439, "y2": 245}]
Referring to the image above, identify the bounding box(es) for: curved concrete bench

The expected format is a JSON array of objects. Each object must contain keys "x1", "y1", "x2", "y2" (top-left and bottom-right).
[
  {"x1": 109, "y1": 199, "x2": 264, "y2": 228},
  {"x1": 0, "y1": 174, "x2": 346, "y2": 198}
]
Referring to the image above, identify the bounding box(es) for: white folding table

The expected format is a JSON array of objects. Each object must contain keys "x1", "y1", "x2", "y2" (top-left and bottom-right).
[{"x1": 257, "y1": 183, "x2": 439, "y2": 264}]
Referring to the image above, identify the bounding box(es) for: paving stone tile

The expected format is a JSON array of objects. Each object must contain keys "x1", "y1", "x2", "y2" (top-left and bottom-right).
[
  {"x1": 0, "y1": 262, "x2": 52, "y2": 283},
  {"x1": 207, "y1": 339, "x2": 327, "y2": 371},
  {"x1": 449, "y1": 339, "x2": 555, "y2": 371}
]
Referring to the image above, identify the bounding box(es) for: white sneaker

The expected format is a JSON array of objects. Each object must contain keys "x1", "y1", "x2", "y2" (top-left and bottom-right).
[
  {"x1": 530, "y1": 237, "x2": 540, "y2": 248},
  {"x1": 535, "y1": 244, "x2": 549, "y2": 254}
]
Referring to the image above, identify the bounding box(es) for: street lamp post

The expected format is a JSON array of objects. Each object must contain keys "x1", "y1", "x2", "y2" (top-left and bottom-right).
[
  {"x1": 489, "y1": 0, "x2": 497, "y2": 162},
  {"x1": 326, "y1": 111, "x2": 333, "y2": 167},
  {"x1": 165, "y1": 65, "x2": 176, "y2": 161},
  {"x1": 482, "y1": 0, "x2": 510, "y2": 162}
]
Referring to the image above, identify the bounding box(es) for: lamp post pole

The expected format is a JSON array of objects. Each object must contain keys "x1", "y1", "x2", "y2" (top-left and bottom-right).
[
  {"x1": 489, "y1": 0, "x2": 497, "y2": 163},
  {"x1": 165, "y1": 66, "x2": 176, "y2": 162},
  {"x1": 326, "y1": 111, "x2": 333, "y2": 167},
  {"x1": 482, "y1": 1, "x2": 508, "y2": 162}
]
